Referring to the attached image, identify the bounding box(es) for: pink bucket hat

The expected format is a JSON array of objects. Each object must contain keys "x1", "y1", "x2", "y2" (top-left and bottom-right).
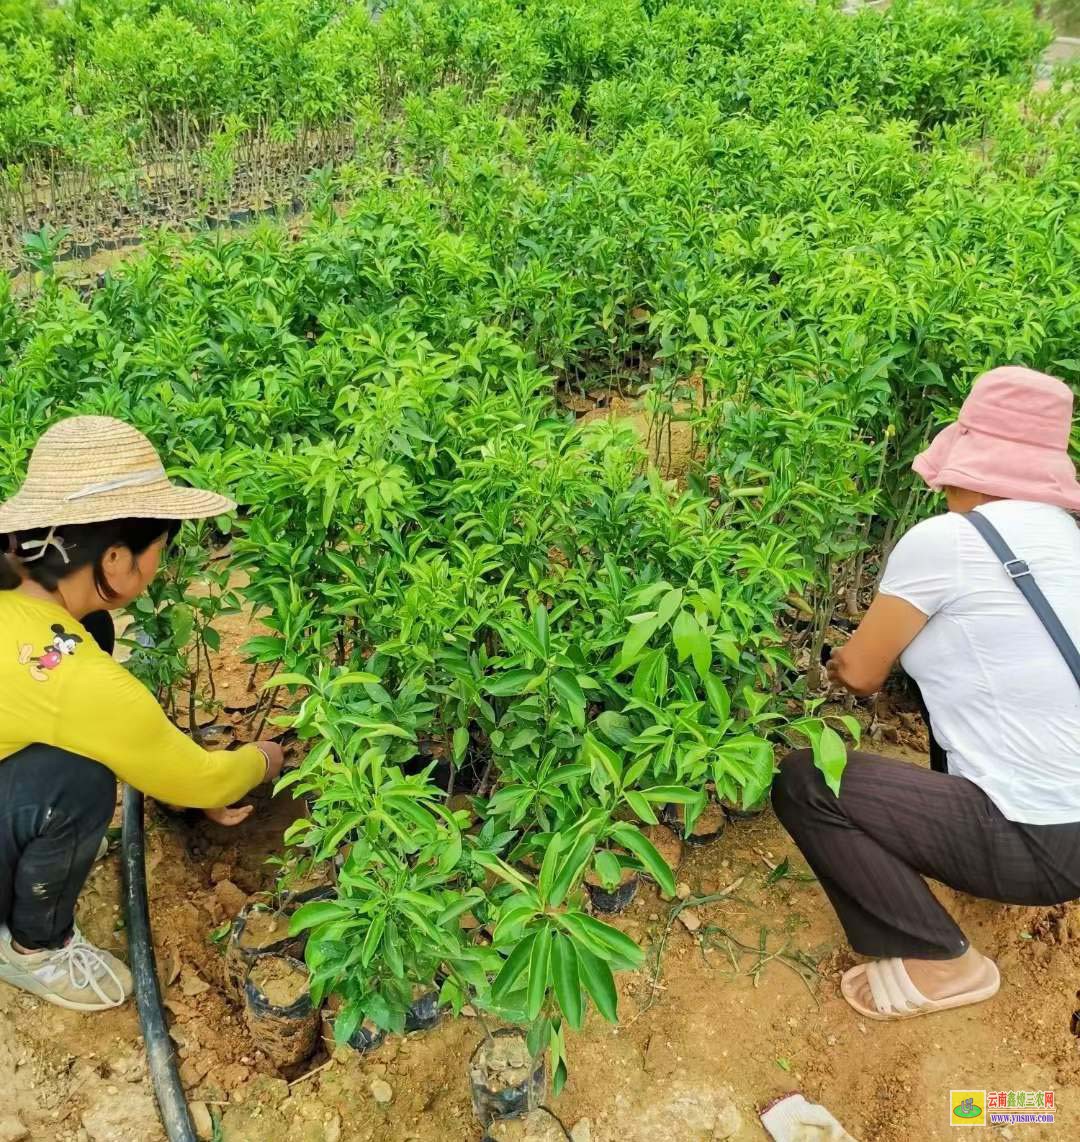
[{"x1": 913, "y1": 366, "x2": 1080, "y2": 512}]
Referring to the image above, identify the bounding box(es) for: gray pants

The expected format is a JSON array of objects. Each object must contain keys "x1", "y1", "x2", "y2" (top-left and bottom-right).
[{"x1": 773, "y1": 750, "x2": 1080, "y2": 959}]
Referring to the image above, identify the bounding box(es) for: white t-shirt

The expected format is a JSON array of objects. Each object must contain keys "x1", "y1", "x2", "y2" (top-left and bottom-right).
[{"x1": 879, "y1": 500, "x2": 1080, "y2": 824}]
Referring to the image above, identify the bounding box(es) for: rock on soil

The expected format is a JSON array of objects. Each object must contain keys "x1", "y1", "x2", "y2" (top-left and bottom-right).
[
  {"x1": 214, "y1": 879, "x2": 249, "y2": 918},
  {"x1": 80, "y1": 1089, "x2": 161, "y2": 1141},
  {"x1": 0, "y1": 1118, "x2": 29, "y2": 1142},
  {"x1": 678, "y1": 908, "x2": 702, "y2": 933},
  {"x1": 570, "y1": 1119, "x2": 592, "y2": 1142},
  {"x1": 643, "y1": 1033, "x2": 677, "y2": 1078},
  {"x1": 370, "y1": 1077, "x2": 394, "y2": 1105},
  {"x1": 189, "y1": 1101, "x2": 214, "y2": 1141}
]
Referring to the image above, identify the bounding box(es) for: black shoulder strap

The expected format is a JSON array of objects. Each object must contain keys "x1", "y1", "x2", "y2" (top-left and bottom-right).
[{"x1": 963, "y1": 510, "x2": 1080, "y2": 688}]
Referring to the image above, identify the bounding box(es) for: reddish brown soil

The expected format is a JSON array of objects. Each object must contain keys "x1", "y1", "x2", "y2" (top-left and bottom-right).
[
  {"x1": 249, "y1": 958, "x2": 309, "y2": 1009},
  {"x1": 237, "y1": 910, "x2": 291, "y2": 951}
]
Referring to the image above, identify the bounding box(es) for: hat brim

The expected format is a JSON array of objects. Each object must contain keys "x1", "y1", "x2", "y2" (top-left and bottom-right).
[
  {"x1": 0, "y1": 481, "x2": 236, "y2": 533},
  {"x1": 913, "y1": 422, "x2": 1080, "y2": 512}
]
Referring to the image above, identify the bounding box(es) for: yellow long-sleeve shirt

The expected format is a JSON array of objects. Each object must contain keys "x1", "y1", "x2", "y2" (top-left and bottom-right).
[{"x1": 0, "y1": 591, "x2": 265, "y2": 808}]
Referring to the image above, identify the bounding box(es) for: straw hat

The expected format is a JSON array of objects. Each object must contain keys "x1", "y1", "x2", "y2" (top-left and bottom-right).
[{"x1": 0, "y1": 416, "x2": 235, "y2": 532}]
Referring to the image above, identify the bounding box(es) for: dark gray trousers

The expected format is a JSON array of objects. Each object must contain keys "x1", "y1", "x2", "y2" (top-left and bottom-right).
[{"x1": 773, "y1": 750, "x2": 1080, "y2": 959}]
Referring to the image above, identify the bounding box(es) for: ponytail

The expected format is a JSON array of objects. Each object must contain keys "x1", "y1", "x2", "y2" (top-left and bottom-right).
[{"x1": 0, "y1": 549, "x2": 21, "y2": 590}]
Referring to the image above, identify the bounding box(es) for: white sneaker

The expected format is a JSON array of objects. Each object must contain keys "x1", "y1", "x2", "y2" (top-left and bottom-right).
[{"x1": 0, "y1": 925, "x2": 132, "y2": 1011}]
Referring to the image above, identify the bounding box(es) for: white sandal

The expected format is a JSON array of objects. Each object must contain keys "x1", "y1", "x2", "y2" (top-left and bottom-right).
[{"x1": 841, "y1": 955, "x2": 1000, "y2": 1021}]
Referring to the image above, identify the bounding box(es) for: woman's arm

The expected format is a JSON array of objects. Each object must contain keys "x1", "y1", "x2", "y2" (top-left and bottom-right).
[
  {"x1": 55, "y1": 654, "x2": 270, "y2": 808},
  {"x1": 827, "y1": 594, "x2": 929, "y2": 697}
]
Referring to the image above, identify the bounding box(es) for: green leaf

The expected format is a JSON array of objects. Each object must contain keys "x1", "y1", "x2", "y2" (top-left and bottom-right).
[
  {"x1": 593, "y1": 849, "x2": 623, "y2": 889},
  {"x1": 582, "y1": 732, "x2": 623, "y2": 789},
  {"x1": 169, "y1": 604, "x2": 194, "y2": 649},
  {"x1": 611, "y1": 823, "x2": 675, "y2": 896},
  {"x1": 288, "y1": 900, "x2": 350, "y2": 935},
  {"x1": 595, "y1": 710, "x2": 634, "y2": 745},
  {"x1": 577, "y1": 942, "x2": 618, "y2": 1022},
  {"x1": 263, "y1": 672, "x2": 311, "y2": 690},
  {"x1": 539, "y1": 832, "x2": 565, "y2": 902},
  {"x1": 361, "y1": 911, "x2": 385, "y2": 966},
  {"x1": 552, "y1": 670, "x2": 585, "y2": 727},
  {"x1": 533, "y1": 605, "x2": 550, "y2": 655},
  {"x1": 641, "y1": 785, "x2": 699, "y2": 804},
  {"x1": 704, "y1": 674, "x2": 731, "y2": 723},
  {"x1": 326, "y1": 671, "x2": 380, "y2": 690},
  {"x1": 618, "y1": 614, "x2": 660, "y2": 669},
  {"x1": 527, "y1": 927, "x2": 552, "y2": 1020},
  {"x1": 814, "y1": 723, "x2": 848, "y2": 797},
  {"x1": 836, "y1": 714, "x2": 862, "y2": 744},
  {"x1": 508, "y1": 727, "x2": 539, "y2": 751},
  {"x1": 552, "y1": 935, "x2": 583, "y2": 1030},
  {"x1": 573, "y1": 914, "x2": 643, "y2": 968},
  {"x1": 452, "y1": 726, "x2": 470, "y2": 762},
  {"x1": 550, "y1": 833, "x2": 596, "y2": 907},
  {"x1": 624, "y1": 789, "x2": 659, "y2": 825},
  {"x1": 436, "y1": 894, "x2": 480, "y2": 928},
  {"x1": 656, "y1": 588, "x2": 684, "y2": 628},
  {"x1": 492, "y1": 932, "x2": 537, "y2": 1001},
  {"x1": 484, "y1": 669, "x2": 538, "y2": 696}
]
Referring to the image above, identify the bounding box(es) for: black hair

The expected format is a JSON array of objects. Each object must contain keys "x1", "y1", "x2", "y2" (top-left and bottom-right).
[{"x1": 1, "y1": 517, "x2": 181, "y2": 600}]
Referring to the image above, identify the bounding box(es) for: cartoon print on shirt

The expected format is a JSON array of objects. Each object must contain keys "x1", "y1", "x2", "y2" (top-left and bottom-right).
[{"x1": 18, "y1": 623, "x2": 83, "y2": 682}]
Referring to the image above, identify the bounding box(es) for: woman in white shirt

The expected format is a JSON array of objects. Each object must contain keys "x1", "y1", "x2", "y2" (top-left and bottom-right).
[{"x1": 773, "y1": 366, "x2": 1080, "y2": 1021}]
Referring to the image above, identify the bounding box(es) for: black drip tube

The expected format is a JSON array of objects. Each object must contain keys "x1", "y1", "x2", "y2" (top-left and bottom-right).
[{"x1": 122, "y1": 786, "x2": 198, "y2": 1142}]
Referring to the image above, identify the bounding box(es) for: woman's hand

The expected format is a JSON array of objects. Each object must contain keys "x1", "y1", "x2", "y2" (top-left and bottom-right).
[
  {"x1": 256, "y1": 740, "x2": 284, "y2": 783},
  {"x1": 826, "y1": 595, "x2": 929, "y2": 696},
  {"x1": 203, "y1": 804, "x2": 254, "y2": 827}
]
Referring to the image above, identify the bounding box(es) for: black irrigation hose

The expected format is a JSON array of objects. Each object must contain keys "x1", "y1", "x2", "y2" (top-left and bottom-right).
[{"x1": 122, "y1": 786, "x2": 198, "y2": 1142}]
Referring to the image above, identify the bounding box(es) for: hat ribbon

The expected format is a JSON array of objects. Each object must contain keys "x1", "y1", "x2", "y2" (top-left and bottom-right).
[
  {"x1": 64, "y1": 466, "x2": 166, "y2": 503},
  {"x1": 19, "y1": 525, "x2": 70, "y2": 565}
]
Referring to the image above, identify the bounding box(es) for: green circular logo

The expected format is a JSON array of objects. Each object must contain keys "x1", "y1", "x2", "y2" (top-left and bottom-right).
[{"x1": 953, "y1": 1102, "x2": 982, "y2": 1119}]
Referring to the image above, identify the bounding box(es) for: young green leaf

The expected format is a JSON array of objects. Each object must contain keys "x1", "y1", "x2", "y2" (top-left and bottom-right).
[
  {"x1": 576, "y1": 942, "x2": 618, "y2": 1022},
  {"x1": 527, "y1": 926, "x2": 552, "y2": 1020},
  {"x1": 492, "y1": 932, "x2": 537, "y2": 1002},
  {"x1": 552, "y1": 935, "x2": 583, "y2": 1030},
  {"x1": 610, "y1": 822, "x2": 675, "y2": 896}
]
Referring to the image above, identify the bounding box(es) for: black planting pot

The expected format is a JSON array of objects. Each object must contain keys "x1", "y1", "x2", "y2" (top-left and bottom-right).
[
  {"x1": 469, "y1": 1029, "x2": 546, "y2": 1127},
  {"x1": 405, "y1": 989, "x2": 443, "y2": 1033},
  {"x1": 585, "y1": 873, "x2": 639, "y2": 915},
  {"x1": 225, "y1": 903, "x2": 303, "y2": 997},
  {"x1": 282, "y1": 883, "x2": 337, "y2": 912},
  {"x1": 721, "y1": 797, "x2": 768, "y2": 821},
  {"x1": 243, "y1": 954, "x2": 318, "y2": 1069},
  {"x1": 322, "y1": 1009, "x2": 386, "y2": 1056},
  {"x1": 661, "y1": 802, "x2": 726, "y2": 846}
]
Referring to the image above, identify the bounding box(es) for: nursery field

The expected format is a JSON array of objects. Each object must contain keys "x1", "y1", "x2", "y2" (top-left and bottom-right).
[{"x1": 2, "y1": 0, "x2": 1080, "y2": 1139}]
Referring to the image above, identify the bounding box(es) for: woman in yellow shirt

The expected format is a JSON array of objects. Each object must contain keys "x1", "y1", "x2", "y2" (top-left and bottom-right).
[{"x1": 0, "y1": 416, "x2": 283, "y2": 1012}]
